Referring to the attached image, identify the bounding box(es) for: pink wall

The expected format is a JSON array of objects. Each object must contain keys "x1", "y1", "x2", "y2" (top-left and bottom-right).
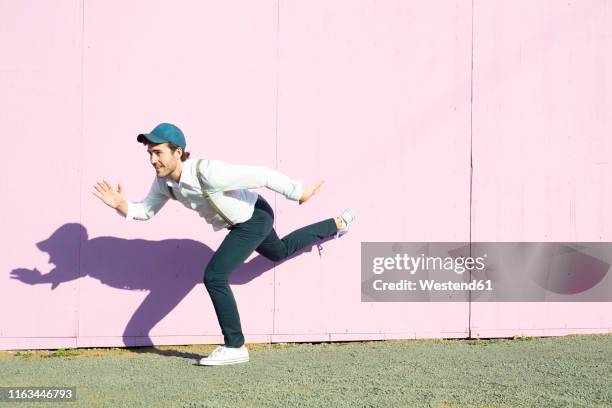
[{"x1": 1, "y1": 0, "x2": 610, "y2": 350}]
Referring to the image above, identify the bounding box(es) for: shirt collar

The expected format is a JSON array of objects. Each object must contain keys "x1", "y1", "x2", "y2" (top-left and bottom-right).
[{"x1": 165, "y1": 159, "x2": 193, "y2": 188}]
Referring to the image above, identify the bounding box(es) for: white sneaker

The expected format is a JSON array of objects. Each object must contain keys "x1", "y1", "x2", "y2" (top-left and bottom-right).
[
  {"x1": 336, "y1": 209, "x2": 356, "y2": 238},
  {"x1": 198, "y1": 345, "x2": 249, "y2": 366}
]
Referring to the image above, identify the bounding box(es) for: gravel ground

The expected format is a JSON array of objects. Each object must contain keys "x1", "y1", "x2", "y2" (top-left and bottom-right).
[{"x1": 0, "y1": 334, "x2": 611, "y2": 408}]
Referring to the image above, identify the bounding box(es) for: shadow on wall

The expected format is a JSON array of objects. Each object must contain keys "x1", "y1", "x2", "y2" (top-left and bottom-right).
[{"x1": 9, "y1": 223, "x2": 332, "y2": 353}]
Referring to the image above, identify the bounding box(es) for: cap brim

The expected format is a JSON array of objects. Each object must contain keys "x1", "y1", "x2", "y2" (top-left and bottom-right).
[{"x1": 137, "y1": 133, "x2": 167, "y2": 144}]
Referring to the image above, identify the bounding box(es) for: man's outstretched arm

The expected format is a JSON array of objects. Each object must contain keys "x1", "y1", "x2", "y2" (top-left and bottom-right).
[
  {"x1": 200, "y1": 160, "x2": 324, "y2": 204},
  {"x1": 92, "y1": 179, "x2": 169, "y2": 220}
]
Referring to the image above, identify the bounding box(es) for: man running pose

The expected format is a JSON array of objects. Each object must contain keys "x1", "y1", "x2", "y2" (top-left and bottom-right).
[{"x1": 92, "y1": 123, "x2": 356, "y2": 366}]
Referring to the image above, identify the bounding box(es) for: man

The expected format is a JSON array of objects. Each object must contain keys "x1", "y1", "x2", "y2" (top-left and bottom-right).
[{"x1": 92, "y1": 123, "x2": 356, "y2": 366}]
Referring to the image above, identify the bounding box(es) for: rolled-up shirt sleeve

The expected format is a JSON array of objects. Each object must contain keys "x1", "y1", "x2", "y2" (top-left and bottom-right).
[
  {"x1": 118, "y1": 179, "x2": 170, "y2": 221},
  {"x1": 201, "y1": 160, "x2": 303, "y2": 201}
]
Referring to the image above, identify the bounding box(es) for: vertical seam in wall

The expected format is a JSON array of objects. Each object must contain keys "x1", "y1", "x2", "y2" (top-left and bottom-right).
[
  {"x1": 468, "y1": 0, "x2": 475, "y2": 339},
  {"x1": 272, "y1": 0, "x2": 281, "y2": 337},
  {"x1": 76, "y1": 0, "x2": 86, "y2": 344}
]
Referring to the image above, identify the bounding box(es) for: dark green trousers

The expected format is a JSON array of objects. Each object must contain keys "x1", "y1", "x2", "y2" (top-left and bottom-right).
[{"x1": 203, "y1": 194, "x2": 338, "y2": 347}]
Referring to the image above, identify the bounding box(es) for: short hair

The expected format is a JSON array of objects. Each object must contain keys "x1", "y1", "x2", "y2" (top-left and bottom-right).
[{"x1": 167, "y1": 142, "x2": 191, "y2": 162}]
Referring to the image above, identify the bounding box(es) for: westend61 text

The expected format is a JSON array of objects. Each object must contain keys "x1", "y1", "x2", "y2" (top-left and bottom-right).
[{"x1": 373, "y1": 279, "x2": 493, "y2": 291}]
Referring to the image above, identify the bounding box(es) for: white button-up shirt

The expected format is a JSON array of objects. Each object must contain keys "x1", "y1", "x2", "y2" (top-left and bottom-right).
[{"x1": 120, "y1": 158, "x2": 303, "y2": 231}]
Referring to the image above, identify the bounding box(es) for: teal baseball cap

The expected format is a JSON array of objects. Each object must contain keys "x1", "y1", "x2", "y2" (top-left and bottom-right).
[{"x1": 137, "y1": 123, "x2": 186, "y2": 148}]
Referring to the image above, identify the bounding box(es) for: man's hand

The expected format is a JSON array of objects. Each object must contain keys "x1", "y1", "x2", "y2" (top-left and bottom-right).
[
  {"x1": 299, "y1": 180, "x2": 325, "y2": 205},
  {"x1": 92, "y1": 180, "x2": 125, "y2": 209}
]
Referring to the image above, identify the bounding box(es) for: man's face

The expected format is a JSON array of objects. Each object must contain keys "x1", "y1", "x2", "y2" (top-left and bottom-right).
[{"x1": 147, "y1": 143, "x2": 181, "y2": 177}]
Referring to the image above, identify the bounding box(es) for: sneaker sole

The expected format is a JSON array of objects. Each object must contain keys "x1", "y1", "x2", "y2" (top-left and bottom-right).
[{"x1": 198, "y1": 356, "x2": 250, "y2": 366}]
